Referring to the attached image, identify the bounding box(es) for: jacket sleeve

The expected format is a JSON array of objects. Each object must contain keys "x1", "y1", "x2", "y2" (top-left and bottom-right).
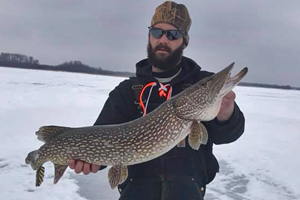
[{"x1": 204, "y1": 102, "x2": 245, "y2": 145}]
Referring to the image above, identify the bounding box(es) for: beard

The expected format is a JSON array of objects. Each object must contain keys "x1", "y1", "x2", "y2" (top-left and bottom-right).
[{"x1": 147, "y1": 41, "x2": 184, "y2": 71}]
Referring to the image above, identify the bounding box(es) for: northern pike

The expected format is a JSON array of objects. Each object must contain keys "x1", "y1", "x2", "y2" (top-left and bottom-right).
[{"x1": 25, "y1": 63, "x2": 248, "y2": 189}]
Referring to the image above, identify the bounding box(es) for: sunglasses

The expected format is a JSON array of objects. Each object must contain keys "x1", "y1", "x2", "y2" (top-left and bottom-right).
[{"x1": 148, "y1": 27, "x2": 184, "y2": 41}]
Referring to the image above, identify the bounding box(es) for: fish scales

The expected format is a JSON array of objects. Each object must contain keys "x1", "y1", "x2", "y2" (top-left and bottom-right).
[
  {"x1": 36, "y1": 102, "x2": 189, "y2": 167},
  {"x1": 25, "y1": 63, "x2": 248, "y2": 189}
]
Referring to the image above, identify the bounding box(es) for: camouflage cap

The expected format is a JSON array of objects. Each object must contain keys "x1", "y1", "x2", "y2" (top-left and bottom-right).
[{"x1": 150, "y1": 1, "x2": 192, "y2": 46}]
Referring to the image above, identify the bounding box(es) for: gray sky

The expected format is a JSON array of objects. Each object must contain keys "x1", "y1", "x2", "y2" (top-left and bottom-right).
[{"x1": 1, "y1": 0, "x2": 299, "y2": 86}]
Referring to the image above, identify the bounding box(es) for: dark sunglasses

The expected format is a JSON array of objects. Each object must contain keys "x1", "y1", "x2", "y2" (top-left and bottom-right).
[{"x1": 148, "y1": 27, "x2": 184, "y2": 41}]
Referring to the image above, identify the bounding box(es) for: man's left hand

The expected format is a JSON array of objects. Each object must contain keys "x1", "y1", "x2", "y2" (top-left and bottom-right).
[{"x1": 217, "y1": 91, "x2": 236, "y2": 122}]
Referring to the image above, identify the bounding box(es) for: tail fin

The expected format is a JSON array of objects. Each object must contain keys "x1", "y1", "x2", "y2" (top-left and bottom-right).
[
  {"x1": 36, "y1": 126, "x2": 70, "y2": 143},
  {"x1": 36, "y1": 166, "x2": 45, "y2": 186}
]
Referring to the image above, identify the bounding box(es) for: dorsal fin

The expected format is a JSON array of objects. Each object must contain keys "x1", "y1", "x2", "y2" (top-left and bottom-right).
[{"x1": 36, "y1": 126, "x2": 70, "y2": 143}]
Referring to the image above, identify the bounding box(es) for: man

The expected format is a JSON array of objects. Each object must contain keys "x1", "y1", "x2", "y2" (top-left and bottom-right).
[{"x1": 68, "y1": 1, "x2": 245, "y2": 200}]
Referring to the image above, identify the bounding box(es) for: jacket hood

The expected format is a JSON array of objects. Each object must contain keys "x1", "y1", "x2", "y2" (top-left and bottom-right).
[{"x1": 135, "y1": 56, "x2": 202, "y2": 85}]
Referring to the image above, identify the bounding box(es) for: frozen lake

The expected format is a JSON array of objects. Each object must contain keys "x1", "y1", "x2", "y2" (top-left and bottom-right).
[{"x1": 0, "y1": 67, "x2": 299, "y2": 200}]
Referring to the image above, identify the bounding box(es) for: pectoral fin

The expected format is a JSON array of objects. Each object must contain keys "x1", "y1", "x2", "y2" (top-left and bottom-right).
[
  {"x1": 36, "y1": 166, "x2": 45, "y2": 187},
  {"x1": 108, "y1": 164, "x2": 128, "y2": 189},
  {"x1": 53, "y1": 164, "x2": 68, "y2": 184},
  {"x1": 188, "y1": 121, "x2": 208, "y2": 150}
]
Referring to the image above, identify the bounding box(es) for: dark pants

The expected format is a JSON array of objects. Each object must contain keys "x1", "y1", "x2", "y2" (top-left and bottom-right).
[{"x1": 118, "y1": 177, "x2": 204, "y2": 200}]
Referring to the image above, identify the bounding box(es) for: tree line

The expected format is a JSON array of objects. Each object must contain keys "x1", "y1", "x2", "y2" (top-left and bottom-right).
[
  {"x1": 0, "y1": 52, "x2": 134, "y2": 77},
  {"x1": 1, "y1": 52, "x2": 298, "y2": 90},
  {"x1": 238, "y1": 82, "x2": 298, "y2": 90},
  {"x1": 0, "y1": 53, "x2": 39, "y2": 65}
]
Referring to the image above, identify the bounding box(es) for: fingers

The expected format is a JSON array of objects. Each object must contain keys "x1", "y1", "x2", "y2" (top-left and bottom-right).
[
  {"x1": 221, "y1": 91, "x2": 235, "y2": 107},
  {"x1": 83, "y1": 162, "x2": 91, "y2": 175},
  {"x1": 91, "y1": 164, "x2": 101, "y2": 173},
  {"x1": 217, "y1": 91, "x2": 236, "y2": 122},
  {"x1": 224, "y1": 91, "x2": 236, "y2": 101},
  {"x1": 68, "y1": 159, "x2": 101, "y2": 175},
  {"x1": 68, "y1": 159, "x2": 76, "y2": 169}
]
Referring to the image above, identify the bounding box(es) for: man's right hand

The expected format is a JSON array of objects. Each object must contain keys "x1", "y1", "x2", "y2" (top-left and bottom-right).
[{"x1": 68, "y1": 159, "x2": 101, "y2": 175}]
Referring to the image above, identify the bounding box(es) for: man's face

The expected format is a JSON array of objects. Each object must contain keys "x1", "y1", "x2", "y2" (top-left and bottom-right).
[{"x1": 148, "y1": 23, "x2": 185, "y2": 72}]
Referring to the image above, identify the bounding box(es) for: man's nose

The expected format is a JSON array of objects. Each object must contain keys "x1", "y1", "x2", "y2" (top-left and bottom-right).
[{"x1": 158, "y1": 34, "x2": 169, "y2": 44}]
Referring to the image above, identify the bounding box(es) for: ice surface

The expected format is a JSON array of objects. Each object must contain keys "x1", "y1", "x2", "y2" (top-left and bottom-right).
[{"x1": 0, "y1": 67, "x2": 299, "y2": 200}]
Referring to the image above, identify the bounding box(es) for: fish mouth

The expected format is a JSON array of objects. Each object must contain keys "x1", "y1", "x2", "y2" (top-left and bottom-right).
[
  {"x1": 221, "y1": 64, "x2": 248, "y2": 97},
  {"x1": 211, "y1": 63, "x2": 248, "y2": 98},
  {"x1": 224, "y1": 66, "x2": 248, "y2": 89}
]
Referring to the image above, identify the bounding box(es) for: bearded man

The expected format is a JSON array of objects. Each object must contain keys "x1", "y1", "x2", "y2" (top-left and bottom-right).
[{"x1": 68, "y1": 1, "x2": 245, "y2": 200}]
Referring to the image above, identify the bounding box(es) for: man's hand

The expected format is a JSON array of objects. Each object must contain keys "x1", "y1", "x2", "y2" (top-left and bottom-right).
[
  {"x1": 68, "y1": 159, "x2": 101, "y2": 175},
  {"x1": 217, "y1": 91, "x2": 236, "y2": 122}
]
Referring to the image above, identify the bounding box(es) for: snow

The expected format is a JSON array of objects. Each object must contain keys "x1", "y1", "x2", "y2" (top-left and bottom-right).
[
  {"x1": 206, "y1": 87, "x2": 300, "y2": 200},
  {"x1": 0, "y1": 67, "x2": 299, "y2": 200}
]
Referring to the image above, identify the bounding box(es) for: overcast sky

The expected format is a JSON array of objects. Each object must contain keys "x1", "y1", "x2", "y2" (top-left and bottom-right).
[{"x1": 1, "y1": 0, "x2": 299, "y2": 86}]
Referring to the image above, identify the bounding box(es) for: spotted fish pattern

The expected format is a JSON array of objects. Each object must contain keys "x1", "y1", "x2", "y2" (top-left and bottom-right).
[{"x1": 25, "y1": 63, "x2": 248, "y2": 189}]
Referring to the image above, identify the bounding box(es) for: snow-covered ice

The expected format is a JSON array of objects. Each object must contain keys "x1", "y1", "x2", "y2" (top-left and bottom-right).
[{"x1": 0, "y1": 67, "x2": 299, "y2": 200}]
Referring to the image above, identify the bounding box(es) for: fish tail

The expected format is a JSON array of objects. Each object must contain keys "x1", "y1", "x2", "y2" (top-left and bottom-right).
[{"x1": 36, "y1": 166, "x2": 45, "y2": 186}]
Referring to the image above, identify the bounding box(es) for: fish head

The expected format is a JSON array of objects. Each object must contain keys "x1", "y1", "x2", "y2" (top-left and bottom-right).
[
  {"x1": 173, "y1": 63, "x2": 248, "y2": 121},
  {"x1": 197, "y1": 63, "x2": 248, "y2": 120},
  {"x1": 211, "y1": 63, "x2": 248, "y2": 99},
  {"x1": 25, "y1": 150, "x2": 40, "y2": 170}
]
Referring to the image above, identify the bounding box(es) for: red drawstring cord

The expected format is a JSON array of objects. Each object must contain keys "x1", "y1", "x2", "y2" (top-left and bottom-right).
[
  {"x1": 139, "y1": 82, "x2": 172, "y2": 116},
  {"x1": 158, "y1": 83, "x2": 172, "y2": 99},
  {"x1": 139, "y1": 82, "x2": 156, "y2": 116}
]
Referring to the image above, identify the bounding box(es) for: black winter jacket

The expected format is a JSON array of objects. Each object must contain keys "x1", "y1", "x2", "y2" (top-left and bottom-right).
[{"x1": 94, "y1": 57, "x2": 245, "y2": 200}]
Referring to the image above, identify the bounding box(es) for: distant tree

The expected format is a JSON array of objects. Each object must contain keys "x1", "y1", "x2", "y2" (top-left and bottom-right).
[
  {"x1": 56, "y1": 60, "x2": 101, "y2": 74},
  {"x1": 0, "y1": 53, "x2": 134, "y2": 77},
  {"x1": 0, "y1": 52, "x2": 39, "y2": 65}
]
